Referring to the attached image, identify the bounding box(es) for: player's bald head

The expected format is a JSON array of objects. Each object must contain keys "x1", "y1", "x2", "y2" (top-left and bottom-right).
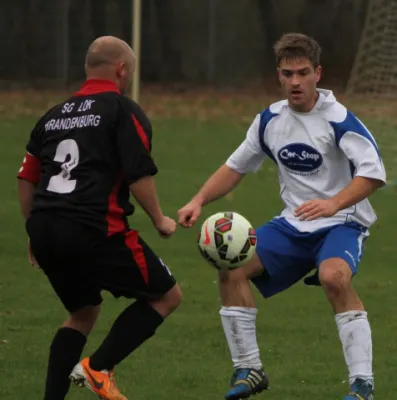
[
  {"x1": 84, "y1": 36, "x2": 135, "y2": 94},
  {"x1": 85, "y1": 36, "x2": 135, "y2": 73}
]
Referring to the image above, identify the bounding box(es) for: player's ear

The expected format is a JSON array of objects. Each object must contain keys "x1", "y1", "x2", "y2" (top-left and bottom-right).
[
  {"x1": 116, "y1": 61, "x2": 126, "y2": 78},
  {"x1": 277, "y1": 67, "x2": 282, "y2": 81},
  {"x1": 315, "y1": 65, "x2": 322, "y2": 83}
]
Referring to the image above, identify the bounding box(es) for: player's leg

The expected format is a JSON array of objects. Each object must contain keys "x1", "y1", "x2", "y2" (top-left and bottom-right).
[
  {"x1": 70, "y1": 289, "x2": 181, "y2": 400},
  {"x1": 87, "y1": 284, "x2": 182, "y2": 372},
  {"x1": 219, "y1": 255, "x2": 269, "y2": 400},
  {"x1": 44, "y1": 305, "x2": 100, "y2": 400},
  {"x1": 316, "y1": 224, "x2": 373, "y2": 399},
  {"x1": 27, "y1": 213, "x2": 103, "y2": 400},
  {"x1": 219, "y1": 256, "x2": 263, "y2": 369},
  {"x1": 62, "y1": 304, "x2": 101, "y2": 336},
  {"x1": 70, "y1": 230, "x2": 181, "y2": 399},
  {"x1": 220, "y1": 219, "x2": 314, "y2": 400}
]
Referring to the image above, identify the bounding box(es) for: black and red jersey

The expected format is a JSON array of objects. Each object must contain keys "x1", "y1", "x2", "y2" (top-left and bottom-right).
[{"x1": 18, "y1": 79, "x2": 157, "y2": 236}]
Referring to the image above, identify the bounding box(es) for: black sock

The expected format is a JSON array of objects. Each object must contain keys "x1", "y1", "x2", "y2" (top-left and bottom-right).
[
  {"x1": 89, "y1": 300, "x2": 163, "y2": 371},
  {"x1": 44, "y1": 327, "x2": 87, "y2": 400}
]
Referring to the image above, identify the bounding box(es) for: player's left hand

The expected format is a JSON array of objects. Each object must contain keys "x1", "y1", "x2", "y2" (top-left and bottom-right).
[{"x1": 294, "y1": 199, "x2": 339, "y2": 221}]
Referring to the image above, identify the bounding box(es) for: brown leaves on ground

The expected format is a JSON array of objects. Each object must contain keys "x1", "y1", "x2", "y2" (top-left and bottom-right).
[{"x1": 0, "y1": 84, "x2": 396, "y2": 123}]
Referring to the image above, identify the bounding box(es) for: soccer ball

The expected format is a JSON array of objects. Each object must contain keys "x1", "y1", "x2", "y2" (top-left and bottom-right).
[{"x1": 197, "y1": 212, "x2": 257, "y2": 270}]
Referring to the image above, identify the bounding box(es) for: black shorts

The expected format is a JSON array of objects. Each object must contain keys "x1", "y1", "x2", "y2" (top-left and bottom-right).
[{"x1": 26, "y1": 213, "x2": 176, "y2": 312}]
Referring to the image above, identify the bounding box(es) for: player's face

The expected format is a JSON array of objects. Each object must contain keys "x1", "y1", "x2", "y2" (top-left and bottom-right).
[{"x1": 278, "y1": 57, "x2": 322, "y2": 112}]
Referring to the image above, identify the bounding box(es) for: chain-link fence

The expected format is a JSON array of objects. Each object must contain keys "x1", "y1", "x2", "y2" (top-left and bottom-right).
[{"x1": 0, "y1": 0, "x2": 369, "y2": 90}]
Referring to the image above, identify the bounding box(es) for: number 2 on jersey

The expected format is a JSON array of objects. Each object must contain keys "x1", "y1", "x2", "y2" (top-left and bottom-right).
[{"x1": 47, "y1": 139, "x2": 79, "y2": 194}]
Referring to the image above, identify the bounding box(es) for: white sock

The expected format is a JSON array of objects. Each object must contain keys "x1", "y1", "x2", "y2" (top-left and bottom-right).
[
  {"x1": 336, "y1": 310, "x2": 373, "y2": 386},
  {"x1": 220, "y1": 306, "x2": 262, "y2": 369}
]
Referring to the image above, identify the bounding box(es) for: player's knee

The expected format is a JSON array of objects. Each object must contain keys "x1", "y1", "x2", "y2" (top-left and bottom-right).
[
  {"x1": 319, "y1": 259, "x2": 352, "y2": 296},
  {"x1": 64, "y1": 304, "x2": 101, "y2": 335},
  {"x1": 167, "y1": 283, "x2": 182, "y2": 311},
  {"x1": 218, "y1": 253, "x2": 265, "y2": 285},
  {"x1": 151, "y1": 284, "x2": 182, "y2": 317}
]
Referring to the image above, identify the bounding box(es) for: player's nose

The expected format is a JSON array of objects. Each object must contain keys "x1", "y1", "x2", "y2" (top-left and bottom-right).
[{"x1": 290, "y1": 73, "x2": 301, "y2": 86}]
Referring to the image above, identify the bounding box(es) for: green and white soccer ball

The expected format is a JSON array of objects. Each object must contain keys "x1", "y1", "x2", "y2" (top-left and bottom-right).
[{"x1": 197, "y1": 211, "x2": 257, "y2": 270}]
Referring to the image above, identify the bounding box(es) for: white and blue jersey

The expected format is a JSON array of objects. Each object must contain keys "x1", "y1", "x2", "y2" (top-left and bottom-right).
[
  {"x1": 226, "y1": 89, "x2": 386, "y2": 297},
  {"x1": 226, "y1": 89, "x2": 386, "y2": 232}
]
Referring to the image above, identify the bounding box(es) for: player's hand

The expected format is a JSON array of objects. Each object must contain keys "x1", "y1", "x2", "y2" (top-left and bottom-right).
[
  {"x1": 28, "y1": 240, "x2": 40, "y2": 269},
  {"x1": 155, "y1": 216, "x2": 177, "y2": 238},
  {"x1": 294, "y1": 199, "x2": 339, "y2": 221},
  {"x1": 178, "y1": 200, "x2": 202, "y2": 228}
]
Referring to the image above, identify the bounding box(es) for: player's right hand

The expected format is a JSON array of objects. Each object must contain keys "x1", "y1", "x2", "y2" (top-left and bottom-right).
[
  {"x1": 155, "y1": 216, "x2": 177, "y2": 238},
  {"x1": 178, "y1": 201, "x2": 202, "y2": 228}
]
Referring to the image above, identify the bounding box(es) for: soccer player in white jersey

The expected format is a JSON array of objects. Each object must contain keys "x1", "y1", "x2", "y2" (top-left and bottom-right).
[{"x1": 178, "y1": 33, "x2": 385, "y2": 400}]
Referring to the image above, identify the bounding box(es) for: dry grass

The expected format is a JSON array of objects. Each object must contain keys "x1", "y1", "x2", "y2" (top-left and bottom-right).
[{"x1": 0, "y1": 84, "x2": 396, "y2": 123}]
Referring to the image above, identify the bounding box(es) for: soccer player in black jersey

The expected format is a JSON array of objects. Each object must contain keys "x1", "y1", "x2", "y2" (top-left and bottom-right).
[{"x1": 17, "y1": 36, "x2": 182, "y2": 400}]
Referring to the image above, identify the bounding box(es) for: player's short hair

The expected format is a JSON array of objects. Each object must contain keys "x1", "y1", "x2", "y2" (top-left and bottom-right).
[{"x1": 274, "y1": 33, "x2": 321, "y2": 68}]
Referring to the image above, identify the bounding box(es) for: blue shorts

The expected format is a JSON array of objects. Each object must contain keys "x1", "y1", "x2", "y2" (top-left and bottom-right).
[{"x1": 251, "y1": 218, "x2": 369, "y2": 298}]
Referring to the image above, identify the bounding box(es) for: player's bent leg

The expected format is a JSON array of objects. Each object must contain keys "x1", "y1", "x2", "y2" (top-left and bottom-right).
[
  {"x1": 63, "y1": 304, "x2": 101, "y2": 336},
  {"x1": 71, "y1": 235, "x2": 181, "y2": 399},
  {"x1": 319, "y1": 258, "x2": 363, "y2": 313},
  {"x1": 70, "y1": 286, "x2": 182, "y2": 400},
  {"x1": 220, "y1": 253, "x2": 269, "y2": 399},
  {"x1": 71, "y1": 285, "x2": 182, "y2": 400},
  {"x1": 148, "y1": 283, "x2": 182, "y2": 318},
  {"x1": 47, "y1": 306, "x2": 100, "y2": 399},
  {"x1": 319, "y1": 259, "x2": 374, "y2": 399},
  {"x1": 219, "y1": 253, "x2": 264, "y2": 307},
  {"x1": 45, "y1": 304, "x2": 100, "y2": 399},
  {"x1": 70, "y1": 302, "x2": 162, "y2": 400},
  {"x1": 45, "y1": 326, "x2": 88, "y2": 400}
]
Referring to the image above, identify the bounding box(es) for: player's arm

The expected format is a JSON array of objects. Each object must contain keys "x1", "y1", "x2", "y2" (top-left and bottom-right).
[
  {"x1": 17, "y1": 176, "x2": 39, "y2": 267},
  {"x1": 17, "y1": 135, "x2": 42, "y2": 221},
  {"x1": 331, "y1": 125, "x2": 386, "y2": 209},
  {"x1": 179, "y1": 114, "x2": 266, "y2": 227},
  {"x1": 18, "y1": 177, "x2": 39, "y2": 267},
  {"x1": 17, "y1": 124, "x2": 42, "y2": 266},
  {"x1": 116, "y1": 104, "x2": 175, "y2": 237},
  {"x1": 191, "y1": 164, "x2": 244, "y2": 206},
  {"x1": 296, "y1": 118, "x2": 386, "y2": 221},
  {"x1": 18, "y1": 179, "x2": 37, "y2": 220},
  {"x1": 329, "y1": 176, "x2": 383, "y2": 212},
  {"x1": 129, "y1": 176, "x2": 164, "y2": 228}
]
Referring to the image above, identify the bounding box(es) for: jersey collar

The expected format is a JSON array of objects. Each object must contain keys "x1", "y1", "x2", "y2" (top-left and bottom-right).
[{"x1": 74, "y1": 79, "x2": 120, "y2": 96}]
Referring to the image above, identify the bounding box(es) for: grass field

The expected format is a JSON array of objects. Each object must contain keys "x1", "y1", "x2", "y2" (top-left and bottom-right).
[{"x1": 0, "y1": 90, "x2": 397, "y2": 399}]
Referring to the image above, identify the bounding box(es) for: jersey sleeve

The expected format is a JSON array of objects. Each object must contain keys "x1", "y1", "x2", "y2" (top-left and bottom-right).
[
  {"x1": 24, "y1": 116, "x2": 44, "y2": 158},
  {"x1": 337, "y1": 114, "x2": 386, "y2": 184},
  {"x1": 17, "y1": 120, "x2": 43, "y2": 183},
  {"x1": 226, "y1": 114, "x2": 267, "y2": 173},
  {"x1": 116, "y1": 104, "x2": 158, "y2": 184}
]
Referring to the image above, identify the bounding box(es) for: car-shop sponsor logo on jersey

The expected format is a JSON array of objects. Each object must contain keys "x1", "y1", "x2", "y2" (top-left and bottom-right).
[{"x1": 277, "y1": 143, "x2": 323, "y2": 173}]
